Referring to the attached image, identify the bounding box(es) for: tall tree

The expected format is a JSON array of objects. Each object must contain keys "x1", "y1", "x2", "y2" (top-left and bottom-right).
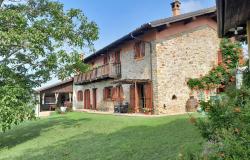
[{"x1": 0, "y1": 0, "x2": 98, "y2": 132}]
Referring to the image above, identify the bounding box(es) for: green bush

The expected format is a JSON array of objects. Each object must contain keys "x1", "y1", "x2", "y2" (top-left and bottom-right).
[
  {"x1": 190, "y1": 72, "x2": 250, "y2": 159},
  {"x1": 187, "y1": 39, "x2": 242, "y2": 90}
]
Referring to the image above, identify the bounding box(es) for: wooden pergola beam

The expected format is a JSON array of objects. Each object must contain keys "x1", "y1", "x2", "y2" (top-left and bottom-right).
[{"x1": 112, "y1": 79, "x2": 151, "y2": 84}]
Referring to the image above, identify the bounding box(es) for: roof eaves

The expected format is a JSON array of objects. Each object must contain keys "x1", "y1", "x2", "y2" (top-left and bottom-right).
[
  {"x1": 36, "y1": 78, "x2": 73, "y2": 92},
  {"x1": 84, "y1": 7, "x2": 216, "y2": 62},
  {"x1": 84, "y1": 23, "x2": 152, "y2": 62},
  {"x1": 150, "y1": 7, "x2": 216, "y2": 27},
  {"x1": 216, "y1": 0, "x2": 225, "y2": 38}
]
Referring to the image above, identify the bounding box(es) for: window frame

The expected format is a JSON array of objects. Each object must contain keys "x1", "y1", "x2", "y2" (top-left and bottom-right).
[
  {"x1": 103, "y1": 86, "x2": 113, "y2": 101},
  {"x1": 134, "y1": 41, "x2": 145, "y2": 59},
  {"x1": 77, "y1": 90, "x2": 83, "y2": 102}
]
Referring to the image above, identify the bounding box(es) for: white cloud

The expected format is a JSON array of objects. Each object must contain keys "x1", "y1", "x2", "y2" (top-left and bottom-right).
[{"x1": 181, "y1": 0, "x2": 204, "y2": 13}]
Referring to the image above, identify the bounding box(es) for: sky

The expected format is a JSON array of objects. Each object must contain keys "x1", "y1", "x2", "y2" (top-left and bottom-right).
[{"x1": 40, "y1": 0, "x2": 216, "y2": 88}]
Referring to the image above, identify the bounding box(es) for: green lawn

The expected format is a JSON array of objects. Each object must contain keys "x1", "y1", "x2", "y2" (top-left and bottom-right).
[{"x1": 0, "y1": 112, "x2": 204, "y2": 160}]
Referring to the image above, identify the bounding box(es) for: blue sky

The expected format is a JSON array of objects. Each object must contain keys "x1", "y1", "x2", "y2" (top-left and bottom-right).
[
  {"x1": 41, "y1": 0, "x2": 216, "y2": 87},
  {"x1": 60, "y1": 0, "x2": 215, "y2": 53}
]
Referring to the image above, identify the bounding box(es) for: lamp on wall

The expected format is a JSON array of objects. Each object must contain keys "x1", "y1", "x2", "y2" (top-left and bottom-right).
[{"x1": 229, "y1": 27, "x2": 244, "y2": 35}]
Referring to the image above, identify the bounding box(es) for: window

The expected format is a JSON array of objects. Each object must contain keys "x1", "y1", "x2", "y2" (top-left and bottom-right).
[
  {"x1": 77, "y1": 91, "x2": 83, "y2": 101},
  {"x1": 114, "y1": 50, "x2": 121, "y2": 63},
  {"x1": 45, "y1": 96, "x2": 55, "y2": 104},
  {"x1": 103, "y1": 87, "x2": 113, "y2": 100},
  {"x1": 134, "y1": 41, "x2": 145, "y2": 59},
  {"x1": 103, "y1": 56, "x2": 109, "y2": 65}
]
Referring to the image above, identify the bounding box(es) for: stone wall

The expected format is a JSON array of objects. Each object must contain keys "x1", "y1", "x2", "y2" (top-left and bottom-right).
[
  {"x1": 73, "y1": 80, "x2": 115, "y2": 112},
  {"x1": 120, "y1": 43, "x2": 151, "y2": 80},
  {"x1": 152, "y1": 26, "x2": 220, "y2": 114}
]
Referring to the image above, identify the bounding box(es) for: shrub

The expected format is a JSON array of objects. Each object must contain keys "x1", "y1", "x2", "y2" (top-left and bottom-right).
[
  {"x1": 190, "y1": 74, "x2": 250, "y2": 159},
  {"x1": 187, "y1": 39, "x2": 242, "y2": 90}
]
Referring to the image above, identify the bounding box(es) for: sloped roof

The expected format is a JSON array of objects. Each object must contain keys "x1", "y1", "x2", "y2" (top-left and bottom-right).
[
  {"x1": 36, "y1": 78, "x2": 73, "y2": 92},
  {"x1": 84, "y1": 7, "x2": 216, "y2": 62}
]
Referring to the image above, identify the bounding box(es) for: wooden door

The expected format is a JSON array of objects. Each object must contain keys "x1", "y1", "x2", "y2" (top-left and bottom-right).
[
  {"x1": 84, "y1": 89, "x2": 91, "y2": 109},
  {"x1": 144, "y1": 83, "x2": 153, "y2": 111},
  {"x1": 92, "y1": 89, "x2": 97, "y2": 110}
]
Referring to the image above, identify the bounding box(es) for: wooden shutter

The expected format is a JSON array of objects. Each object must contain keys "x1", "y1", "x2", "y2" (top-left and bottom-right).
[
  {"x1": 104, "y1": 56, "x2": 108, "y2": 65},
  {"x1": 120, "y1": 86, "x2": 124, "y2": 101},
  {"x1": 134, "y1": 42, "x2": 140, "y2": 58},
  {"x1": 144, "y1": 83, "x2": 153, "y2": 110},
  {"x1": 111, "y1": 87, "x2": 117, "y2": 101},
  {"x1": 84, "y1": 90, "x2": 86, "y2": 109},
  {"x1": 141, "y1": 42, "x2": 145, "y2": 57},
  {"x1": 77, "y1": 91, "x2": 79, "y2": 101},
  {"x1": 130, "y1": 85, "x2": 135, "y2": 112},
  {"x1": 103, "y1": 88, "x2": 106, "y2": 100},
  {"x1": 115, "y1": 51, "x2": 121, "y2": 63}
]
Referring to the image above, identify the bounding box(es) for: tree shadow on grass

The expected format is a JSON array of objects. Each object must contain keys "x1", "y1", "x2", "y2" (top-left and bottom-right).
[
  {"x1": 5, "y1": 118, "x2": 204, "y2": 160},
  {"x1": 0, "y1": 116, "x2": 90, "y2": 150}
]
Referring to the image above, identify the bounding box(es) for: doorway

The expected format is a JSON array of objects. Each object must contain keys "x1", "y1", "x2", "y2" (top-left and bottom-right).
[
  {"x1": 84, "y1": 89, "x2": 91, "y2": 109},
  {"x1": 130, "y1": 82, "x2": 152, "y2": 113}
]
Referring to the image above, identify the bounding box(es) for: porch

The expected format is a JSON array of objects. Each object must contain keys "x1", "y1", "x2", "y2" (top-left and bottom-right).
[
  {"x1": 40, "y1": 92, "x2": 73, "y2": 111},
  {"x1": 74, "y1": 63, "x2": 121, "y2": 84},
  {"x1": 112, "y1": 79, "x2": 153, "y2": 114},
  {"x1": 36, "y1": 78, "x2": 73, "y2": 112}
]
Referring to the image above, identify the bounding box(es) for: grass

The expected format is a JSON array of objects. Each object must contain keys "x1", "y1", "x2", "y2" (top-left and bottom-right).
[{"x1": 0, "y1": 112, "x2": 204, "y2": 160}]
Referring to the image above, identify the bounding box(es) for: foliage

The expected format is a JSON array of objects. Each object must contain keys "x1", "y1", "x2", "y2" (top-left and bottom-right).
[
  {"x1": 187, "y1": 39, "x2": 242, "y2": 90},
  {"x1": 0, "y1": 84, "x2": 35, "y2": 132},
  {"x1": 0, "y1": 0, "x2": 98, "y2": 131},
  {"x1": 191, "y1": 72, "x2": 250, "y2": 159}
]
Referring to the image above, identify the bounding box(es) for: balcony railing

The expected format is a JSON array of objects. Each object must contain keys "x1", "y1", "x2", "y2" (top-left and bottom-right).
[{"x1": 74, "y1": 63, "x2": 121, "y2": 84}]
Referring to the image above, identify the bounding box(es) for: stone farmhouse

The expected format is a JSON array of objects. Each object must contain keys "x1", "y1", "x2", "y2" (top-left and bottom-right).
[{"x1": 73, "y1": 0, "x2": 220, "y2": 115}]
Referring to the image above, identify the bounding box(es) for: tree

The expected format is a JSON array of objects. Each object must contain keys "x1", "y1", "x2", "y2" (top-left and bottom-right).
[{"x1": 0, "y1": 0, "x2": 98, "y2": 132}]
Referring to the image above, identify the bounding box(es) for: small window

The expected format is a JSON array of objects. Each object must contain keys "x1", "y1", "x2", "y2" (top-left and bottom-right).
[
  {"x1": 114, "y1": 50, "x2": 121, "y2": 63},
  {"x1": 77, "y1": 91, "x2": 83, "y2": 101},
  {"x1": 103, "y1": 56, "x2": 109, "y2": 65},
  {"x1": 103, "y1": 87, "x2": 113, "y2": 100},
  {"x1": 134, "y1": 41, "x2": 145, "y2": 59}
]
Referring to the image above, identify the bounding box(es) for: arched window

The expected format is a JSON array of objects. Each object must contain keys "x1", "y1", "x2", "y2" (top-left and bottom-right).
[{"x1": 77, "y1": 91, "x2": 83, "y2": 101}]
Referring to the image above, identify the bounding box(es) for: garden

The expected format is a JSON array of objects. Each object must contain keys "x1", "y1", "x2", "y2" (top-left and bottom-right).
[{"x1": 0, "y1": 112, "x2": 203, "y2": 160}]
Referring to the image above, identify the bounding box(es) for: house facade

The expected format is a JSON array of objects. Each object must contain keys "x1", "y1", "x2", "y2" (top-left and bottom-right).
[{"x1": 73, "y1": 1, "x2": 220, "y2": 115}]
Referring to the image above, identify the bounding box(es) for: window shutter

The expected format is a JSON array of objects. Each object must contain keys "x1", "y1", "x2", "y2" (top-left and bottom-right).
[
  {"x1": 144, "y1": 83, "x2": 153, "y2": 110},
  {"x1": 77, "y1": 91, "x2": 83, "y2": 102},
  {"x1": 119, "y1": 86, "x2": 124, "y2": 101},
  {"x1": 130, "y1": 85, "x2": 135, "y2": 113},
  {"x1": 141, "y1": 42, "x2": 145, "y2": 57},
  {"x1": 134, "y1": 42, "x2": 140, "y2": 58},
  {"x1": 115, "y1": 51, "x2": 121, "y2": 63},
  {"x1": 103, "y1": 88, "x2": 106, "y2": 100},
  {"x1": 111, "y1": 87, "x2": 117, "y2": 101}
]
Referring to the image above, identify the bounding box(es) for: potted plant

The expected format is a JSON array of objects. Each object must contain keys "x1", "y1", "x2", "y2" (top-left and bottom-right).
[{"x1": 142, "y1": 108, "x2": 152, "y2": 115}]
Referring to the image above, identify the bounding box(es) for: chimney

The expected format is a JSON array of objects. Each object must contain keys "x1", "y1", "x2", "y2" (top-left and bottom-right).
[{"x1": 171, "y1": 0, "x2": 181, "y2": 16}]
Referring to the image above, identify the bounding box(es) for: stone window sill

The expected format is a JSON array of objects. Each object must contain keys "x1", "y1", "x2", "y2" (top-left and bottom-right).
[{"x1": 134, "y1": 57, "x2": 144, "y2": 61}]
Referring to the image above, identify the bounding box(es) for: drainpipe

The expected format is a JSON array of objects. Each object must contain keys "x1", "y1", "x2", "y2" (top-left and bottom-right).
[{"x1": 130, "y1": 33, "x2": 154, "y2": 112}]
